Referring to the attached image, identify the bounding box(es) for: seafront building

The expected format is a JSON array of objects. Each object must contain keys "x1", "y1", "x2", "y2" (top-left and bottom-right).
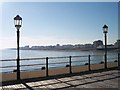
[
  {"x1": 18, "y1": 40, "x2": 119, "y2": 50},
  {"x1": 114, "y1": 39, "x2": 120, "y2": 48},
  {"x1": 93, "y1": 40, "x2": 103, "y2": 48}
]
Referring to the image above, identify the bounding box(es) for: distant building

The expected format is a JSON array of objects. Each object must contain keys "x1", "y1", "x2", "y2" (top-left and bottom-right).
[
  {"x1": 84, "y1": 44, "x2": 93, "y2": 48},
  {"x1": 114, "y1": 39, "x2": 120, "y2": 48},
  {"x1": 56, "y1": 44, "x2": 60, "y2": 47},
  {"x1": 62, "y1": 44, "x2": 73, "y2": 50},
  {"x1": 31, "y1": 46, "x2": 41, "y2": 50},
  {"x1": 93, "y1": 40, "x2": 103, "y2": 48},
  {"x1": 24, "y1": 45, "x2": 29, "y2": 48},
  {"x1": 20, "y1": 45, "x2": 30, "y2": 50},
  {"x1": 97, "y1": 44, "x2": 115, "y2": 50},
  {"x1": 74, "y1": 44, "x2": 83, "y2": 48}
]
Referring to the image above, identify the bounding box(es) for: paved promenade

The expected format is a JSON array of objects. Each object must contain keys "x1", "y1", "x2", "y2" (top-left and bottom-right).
[{"x1": 1, "y1": 67, "x2": 120, "y2": 89}]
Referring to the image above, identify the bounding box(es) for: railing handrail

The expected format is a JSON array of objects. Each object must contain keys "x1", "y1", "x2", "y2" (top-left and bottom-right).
[
  {"x1": 1, "y1": 53, "x2": 119, "y2": 73},
  {"x1": 0, "y1": 54, "x2": 103, "y2": 61},
  {"x1": 1, "y1": 53, "x2": 118, "y2": 62}
]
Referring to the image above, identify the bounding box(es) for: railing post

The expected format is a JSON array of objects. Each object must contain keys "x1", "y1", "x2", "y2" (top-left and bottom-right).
[
  {"x1": 69, "y1": 56, "x2": 72, "y2": 74},
  {"x1": 46, "y1": 57, "x2": 48, "y2": 77},
  {"x1": 104, "y1": 54, "x2": 107, "y2": 69},
  {"x1": 88, "y1": 55, "x2": 91, "y2": 71},
  {"x1": 118, "y1": 53, "x2": 120, "y2": 66}
]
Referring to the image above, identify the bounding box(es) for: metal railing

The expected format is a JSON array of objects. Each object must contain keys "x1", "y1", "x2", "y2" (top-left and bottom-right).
[{"x1": 0, "y1": 53, "x2": 120, "y2": 77}]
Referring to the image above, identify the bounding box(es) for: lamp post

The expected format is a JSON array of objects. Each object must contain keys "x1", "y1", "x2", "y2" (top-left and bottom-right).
[
  {"x1": 103, "y1": 24, "x2": 108, "y2": 69},
  {"x1": 14, "y1": 15, "x2": 22, "y2": 80}
]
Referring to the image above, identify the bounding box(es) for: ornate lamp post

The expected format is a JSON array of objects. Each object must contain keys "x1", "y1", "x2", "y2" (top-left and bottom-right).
[
  {"x1": 14, "y1": 15, "x2": 22, "y2": 80},
  {"x1": 103, "y1": 24, "x2": 108, "y2": 69}
]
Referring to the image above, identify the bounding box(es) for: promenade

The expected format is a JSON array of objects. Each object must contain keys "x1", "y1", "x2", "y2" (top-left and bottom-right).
[{"x1": 1, "y1": 67, "x2": 120, "y2": 89}]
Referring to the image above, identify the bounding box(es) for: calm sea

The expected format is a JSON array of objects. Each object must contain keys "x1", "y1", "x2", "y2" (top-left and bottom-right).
[{"x1": 0, "y1": 49, "x2": 118, "y2": 72}]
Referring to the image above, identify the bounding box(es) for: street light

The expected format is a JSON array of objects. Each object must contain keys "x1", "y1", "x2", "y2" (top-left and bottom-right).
[
  {"x1": 103, "y1": 24, "x2": 108, "y2": 69},
  {"x1": 14, "y1": 15, "x2": 22, "y2": 80}
]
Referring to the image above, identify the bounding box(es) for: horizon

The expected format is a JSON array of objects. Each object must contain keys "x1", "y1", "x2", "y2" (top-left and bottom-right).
[
  {"x1": 1, "y1": 2, "x2": 119, "y2": 49},
  {"x1": 4, "y1": 39, "x2": 119, "y2": 49}
]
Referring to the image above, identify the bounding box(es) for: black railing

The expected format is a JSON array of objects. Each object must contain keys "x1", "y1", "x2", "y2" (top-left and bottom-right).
[
  {"x1": 0, "y1": 53, "x2": 120, "y2": 77},
  {"x1": 88, "y1": 55, "x2": 91, "y2": 71}
]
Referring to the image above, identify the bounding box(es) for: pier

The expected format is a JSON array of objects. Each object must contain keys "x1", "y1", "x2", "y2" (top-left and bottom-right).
[{"x1": 0, "y1": 53, "x2": 120, "y2": 89}]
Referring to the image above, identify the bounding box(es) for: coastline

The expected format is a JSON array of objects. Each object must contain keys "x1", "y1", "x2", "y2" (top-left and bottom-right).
[{"x1": 8, "y1": 48, "x2": 120, "y2": 53}]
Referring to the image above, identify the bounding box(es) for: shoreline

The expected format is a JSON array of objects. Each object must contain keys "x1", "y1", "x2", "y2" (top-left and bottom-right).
[{"x1": 8, "y1": 48, "x2": 120, "y2": 52}]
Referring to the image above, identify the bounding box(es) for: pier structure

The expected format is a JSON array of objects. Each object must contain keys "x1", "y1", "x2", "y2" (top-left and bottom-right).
[{"x1": 0, "y1": 53, "x2": 120, "y2": 89}]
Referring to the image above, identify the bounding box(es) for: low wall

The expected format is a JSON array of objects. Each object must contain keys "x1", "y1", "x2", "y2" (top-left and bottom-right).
[
  {"x1": 107, "y1": 62, "x2": 118, "y2": 68},
  {"x1": 48, "y1": 67, "x2": 69, "y2": 76},
  {"x1": 72, "y1": 65, "x2": 88, "y2": 73},
  {"x1": 2, "y1": 72, "x2": 16, "y2": 82},
  {"x1": 91, "y1": 63, "x2": 104, "y2": 70},
  {"x1": 20, "y1": 69, "x2": 46, "y2": 79},
  {"x1": 1, "y1": 62, "x2": 118, "y2": 82}
]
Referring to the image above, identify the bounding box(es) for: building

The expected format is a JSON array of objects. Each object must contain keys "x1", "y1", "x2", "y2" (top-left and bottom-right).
[
  {"x1": 84, "y1": 44, "x2": 93, "y2": 48},
  {"x1": 114, "y1": 39, "x2": 120, "y2": 48},
  {"x1": 20, "y1": 45, "x2": 30, "y2": 50},
  {"x1": 93, "y1": 40, "x2": 103, "y2": 48}
]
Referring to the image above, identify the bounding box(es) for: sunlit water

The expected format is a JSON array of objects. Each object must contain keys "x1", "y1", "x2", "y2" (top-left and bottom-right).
[{"x1": 0, "y1": 49, "x2": 118, "y2": 72}]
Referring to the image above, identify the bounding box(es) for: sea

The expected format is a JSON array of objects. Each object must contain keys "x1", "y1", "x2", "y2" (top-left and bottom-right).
[{"x1": 0, "y1": 49, "x2": 119, "y2": 73}]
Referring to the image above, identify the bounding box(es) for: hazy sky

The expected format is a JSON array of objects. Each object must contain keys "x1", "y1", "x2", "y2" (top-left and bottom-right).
[{"x1": 0, "y1": 1, "x2": 119, "y2": 49}]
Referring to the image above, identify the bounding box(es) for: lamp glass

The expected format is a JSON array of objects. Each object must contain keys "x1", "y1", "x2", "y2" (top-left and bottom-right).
[
  {"x1": 103, "y1": 28, "x2": 108, "y2": 33},
  {"x1": 14, "y1": 15, "x2": 22, "y2": 30},
  {"x1": 14, "y1": 19, "x2": 22, "y2": 26},
  {"x1": 103, "y1": 25, "x2": 108, "y2": 33}
]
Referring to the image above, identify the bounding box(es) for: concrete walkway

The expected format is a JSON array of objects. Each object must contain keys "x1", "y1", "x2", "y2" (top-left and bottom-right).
[{"x1": 1, "y1": 68, "x2": 120, "y2": 89}]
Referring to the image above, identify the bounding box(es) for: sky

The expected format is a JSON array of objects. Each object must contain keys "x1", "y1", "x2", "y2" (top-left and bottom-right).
[{"x1": 0, "y1": 1, "x2": 119, "y2": 49}]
